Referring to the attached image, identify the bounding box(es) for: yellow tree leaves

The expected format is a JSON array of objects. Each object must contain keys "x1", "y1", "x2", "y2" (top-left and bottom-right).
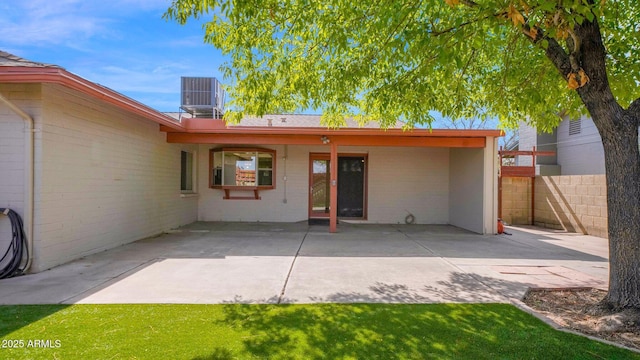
[
  {"x1": 507, "y1": 4, "x2": 525, "y2": 26},
  {"x1": 444, "y1": 0, "x2": 460, "y2": 7},
  {"x1": 567, "y1": 69, "x2": 590, "y2": 90},
  {"x1": 567, "y1": 73, "x2": 579, "y2": 89}
]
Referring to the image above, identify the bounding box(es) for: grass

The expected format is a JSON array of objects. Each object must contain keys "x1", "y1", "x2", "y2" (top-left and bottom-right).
[{"x1": 0, "y1": 303, "x2": 638, "y2": 359}]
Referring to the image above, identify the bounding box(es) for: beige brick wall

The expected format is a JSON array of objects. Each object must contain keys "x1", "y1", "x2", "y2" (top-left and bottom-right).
[
  {"x1": 534, "y1": 175, "x2": 607, "y2": 238},
  {"x1": 0, "y1": 84, "x2": 41, "y2": 268},
  {"x1": 501, "y1": 177, "x2": 532, "y2": 225},
  {"x1": 29, "y1": 84, "x2": 198, "y2": 272},
  {"x1": 197, "y1": 145, "x2": 451, "y2": 224}
]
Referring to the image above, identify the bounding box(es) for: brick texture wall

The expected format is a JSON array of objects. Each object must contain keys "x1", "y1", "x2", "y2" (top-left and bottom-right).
[
  {"x1": 534, "y1": 175, "x2": 607, "y2": 238},
  {"x1": 197, "y1": 145, "x2": 451, "y2": 224},
  {"x1": 29, "y1": 84, "x2": 201, "y2": 271},
  {"x1": 501, "y1": 177, "x2": 531, "y2": 225},
  {"x1": 0, "y1": 84, "x2": 41, "y2": 269}
]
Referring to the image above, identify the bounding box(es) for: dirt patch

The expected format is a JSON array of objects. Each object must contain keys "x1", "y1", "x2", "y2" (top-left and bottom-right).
[{"x1": 522, "y1": 288, "x2": 640, "y2": 351}]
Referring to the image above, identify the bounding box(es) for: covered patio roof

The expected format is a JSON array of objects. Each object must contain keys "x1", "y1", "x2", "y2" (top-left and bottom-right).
[
  {"x1": 161, "y1": 118, "x2": 503, "y2": 147},
  {"x1": 162, "y1": 118, "x2": 503, "y2": 233}
]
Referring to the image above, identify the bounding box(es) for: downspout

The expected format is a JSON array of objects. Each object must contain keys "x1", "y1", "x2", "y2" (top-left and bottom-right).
[{"x1": 0, "y1": 93, "x2": 34, "y2": 272}]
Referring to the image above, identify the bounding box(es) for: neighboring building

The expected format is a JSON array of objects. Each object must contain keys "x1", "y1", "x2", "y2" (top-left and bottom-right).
[
  {"x1": 506, "y1": 116, "x2": 609, "y2": 237},
  {"x1": 0, "y1": 51, "x2": 502, "y2": 273},
  {"x1": 517, "y1": 116, "x2": 605, "y2": 175}
]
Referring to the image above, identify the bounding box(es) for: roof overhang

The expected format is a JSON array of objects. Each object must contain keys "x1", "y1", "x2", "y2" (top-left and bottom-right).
[
  {"x1": 162, "y1": 118, "x2": 503, "y2": 148},
  {"x1": 0, "y1": 66, "x2": 185, "y2": 131}
]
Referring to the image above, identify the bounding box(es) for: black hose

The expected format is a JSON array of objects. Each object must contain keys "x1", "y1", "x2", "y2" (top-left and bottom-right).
[{"x1": 0, "y1": 208, "x2": 28, "y2": 279}]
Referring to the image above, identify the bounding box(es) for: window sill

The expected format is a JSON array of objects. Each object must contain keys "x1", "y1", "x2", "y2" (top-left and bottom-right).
[
  {"x1": 180, "y1": 193, "x2": 199, "y2": 198},
  {"x1": 223, "y1": 188, "x2": 261, "y2": 200}
]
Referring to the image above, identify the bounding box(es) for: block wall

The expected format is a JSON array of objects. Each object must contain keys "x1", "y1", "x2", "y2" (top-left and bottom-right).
[
  {"x1": 29, "y1": 84, "x2": 198, "y2": 271},
  {"x1": 534, "y1": 175, "x2": 607, "y2": 238},
  {"x1": 500, "y1": 177, "x2": 531, "y2": 225},
  {"x1": 0, "y1": 84, "x2": 41, "y2": 271},
  {"x1": 197, "y1": 145, "x2": 451, "y2": 225}
]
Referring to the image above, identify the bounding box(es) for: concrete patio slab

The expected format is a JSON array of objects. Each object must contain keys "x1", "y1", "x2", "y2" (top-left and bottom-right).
[
  {"x1": 0, "y1": 222, "x2": 610, "y2": 305},
  {"x1": 72, "y1": 257, "x2": 294, "y2": 304},
  {"x1": 283, "y1": 256, "x2": 507, "y2": 303}
]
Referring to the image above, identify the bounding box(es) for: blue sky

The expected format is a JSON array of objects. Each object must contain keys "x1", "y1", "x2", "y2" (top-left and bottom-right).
[
  {"x1": 0, "y1": 0, "x2": 507, "y2": 136},
  {"x1": 0, "y1": 0, "x2": 222, "y2": 112}
]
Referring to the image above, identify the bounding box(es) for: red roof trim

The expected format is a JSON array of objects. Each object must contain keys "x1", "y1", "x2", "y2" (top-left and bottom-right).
[{"x1": 0, "y1": 66, "x2": 184, "y2": 130}]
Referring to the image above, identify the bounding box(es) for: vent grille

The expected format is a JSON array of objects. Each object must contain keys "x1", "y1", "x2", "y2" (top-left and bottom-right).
[
  {"x1": 180, "y1": 77, "x2": 225, "y2": 118},
  {"x1": 569, "y1": 118, "x2": 581, "y2": 136}
]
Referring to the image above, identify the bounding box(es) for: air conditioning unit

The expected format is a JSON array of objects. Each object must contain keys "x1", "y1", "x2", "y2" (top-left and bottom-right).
[{"x1": 180, "y1": 77, "x2": 225, "y2": 118}]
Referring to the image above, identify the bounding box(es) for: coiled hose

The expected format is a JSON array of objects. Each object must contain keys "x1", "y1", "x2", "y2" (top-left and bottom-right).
[{"x1": 0, "y1": 208, "x2": 28, "y2": 279}]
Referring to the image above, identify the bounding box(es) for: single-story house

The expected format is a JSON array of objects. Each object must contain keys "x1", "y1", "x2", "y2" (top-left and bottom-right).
[{"x1": 0, "y1": 51, "x2": 501, "y2": 273}]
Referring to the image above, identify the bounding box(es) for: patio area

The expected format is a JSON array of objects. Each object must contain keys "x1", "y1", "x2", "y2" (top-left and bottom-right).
[{"x1": 0, "y1": 222, "x2": 609, "y2": 304}]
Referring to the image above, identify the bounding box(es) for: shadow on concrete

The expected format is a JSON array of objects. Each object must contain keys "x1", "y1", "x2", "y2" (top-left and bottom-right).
[
  {"x1": 0, "y1": 222, "x2": 608, "y2": 307},
  {"x1": 302, "y1": 272, "x2": 527, "y2": 304},
  {"x1": 134, "y1": 221, "x2": 607, "y2": 262},
  {"x1": 419, "y1": 272, "x2": 533, "y2": 302}
]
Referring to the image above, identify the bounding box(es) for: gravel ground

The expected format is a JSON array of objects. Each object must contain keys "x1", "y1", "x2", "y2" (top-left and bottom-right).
[{"x1": 522, "y1": 288, "x2": 640, "y2": 351}]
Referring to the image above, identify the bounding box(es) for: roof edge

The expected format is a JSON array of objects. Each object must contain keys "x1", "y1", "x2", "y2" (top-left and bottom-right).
[
  {"x1": 170, "y1": 118, "x2": 504, "y2": 137},
  {"x1": 0, "y1": 66, "x2": 184, "y2": 130}
]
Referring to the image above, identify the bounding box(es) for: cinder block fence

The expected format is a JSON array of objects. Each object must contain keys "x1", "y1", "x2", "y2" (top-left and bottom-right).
[{"x1": 501, "y1": 175, "x2": 608, "y2": 238}]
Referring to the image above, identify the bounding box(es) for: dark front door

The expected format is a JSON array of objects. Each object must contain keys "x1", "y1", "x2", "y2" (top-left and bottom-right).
[
  {"x1": 309, "y1": 154, "x2": 367, "y2": 219},
  {"x1": 337, "y1": 157, "x2": 365, "y2": 218}
]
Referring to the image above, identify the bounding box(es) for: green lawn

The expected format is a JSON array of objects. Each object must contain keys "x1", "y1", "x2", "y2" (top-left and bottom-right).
[{"x1": 0, "y1": 303, "x2": 637, "y2": 359}]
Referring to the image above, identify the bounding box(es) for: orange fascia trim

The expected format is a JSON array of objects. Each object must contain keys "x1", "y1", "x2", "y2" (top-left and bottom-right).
[
  {"x1": 167, "y1": 132, "x2": 486, "y2": 147},
  {"x1": 171, "y1": 133, "x2": 323, "y2": 145},
  {"x1": 0, "y1": 67, "x2": 184, "y2": 131},
  {"x1": 168, "y1": 118, "x2": 503, "y2": 137}
]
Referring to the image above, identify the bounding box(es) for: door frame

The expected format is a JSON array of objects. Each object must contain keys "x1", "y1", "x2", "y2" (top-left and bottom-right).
[{"x1": 308, "y1": 152, "x2": 368, "y2": 220}]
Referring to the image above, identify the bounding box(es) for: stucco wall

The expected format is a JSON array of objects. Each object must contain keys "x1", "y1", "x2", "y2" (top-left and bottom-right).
[
  {"x1": 556, "y1": 116, "x2": 605, "y2": 175},
  {"x1": 197, "y1": 145, "x2": 450, "y2": 224},
  {"x1": 26, "y1": 84, "x2": 198, "y2": 272},
  {"x1": 449, "y1": 148, "x2": 484, "y2": 233},
  {"x1": 500, "y1": 177, "x2": 531, "y2": 225},
  {"x1": 534, "y1": 175, "x2": 607, "y2": 238}
]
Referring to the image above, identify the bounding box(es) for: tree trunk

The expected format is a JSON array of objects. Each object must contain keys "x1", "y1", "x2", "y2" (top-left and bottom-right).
[
  {"x1": 545, "y1": 15, "x2": 640, "y2": 310},
  {"x1": 597, "y1": 114, "x2": 640, "y2": 309},
  {"x1": 578, "y1": 38, "x2": 640, "y2": 309}
]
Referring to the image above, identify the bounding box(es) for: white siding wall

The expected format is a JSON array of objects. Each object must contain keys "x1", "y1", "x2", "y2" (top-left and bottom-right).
[
  {"x1": 0, "y1": 84, "x2": 40, "y2": 269},
  {"x1": 557, "y1": 116, "x2": 605, "y2": 175},
  {"x1": 30, "y1": 84, "x2": 198, "y2": 272},
  {"x1": 197, "y1": 145, "x2": 450, "y2": 224},
  {"x1": 449, "y1": 148, "x2": 485, "y2": 233}
]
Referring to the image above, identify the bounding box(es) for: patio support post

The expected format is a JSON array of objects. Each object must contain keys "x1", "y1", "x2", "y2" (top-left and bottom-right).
[{"x1": 330, "y1": 141, "x2": 338, "y2": 232}]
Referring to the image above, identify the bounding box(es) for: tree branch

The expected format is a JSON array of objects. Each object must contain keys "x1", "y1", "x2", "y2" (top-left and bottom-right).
[
  {"x1": 520, "y1": 15, "x2": 572, "y2": 80},
  {"x1": 431, "y1": 14, "x2": 492, "y2": 36},
  {"x1": 543, "y1": 36, "x2": 572, "y2": 79}
]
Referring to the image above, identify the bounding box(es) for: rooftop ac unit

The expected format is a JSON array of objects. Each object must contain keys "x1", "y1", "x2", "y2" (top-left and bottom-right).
[{"x1": 180, "y1": 77, "x2": 225, "y2": 118}]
